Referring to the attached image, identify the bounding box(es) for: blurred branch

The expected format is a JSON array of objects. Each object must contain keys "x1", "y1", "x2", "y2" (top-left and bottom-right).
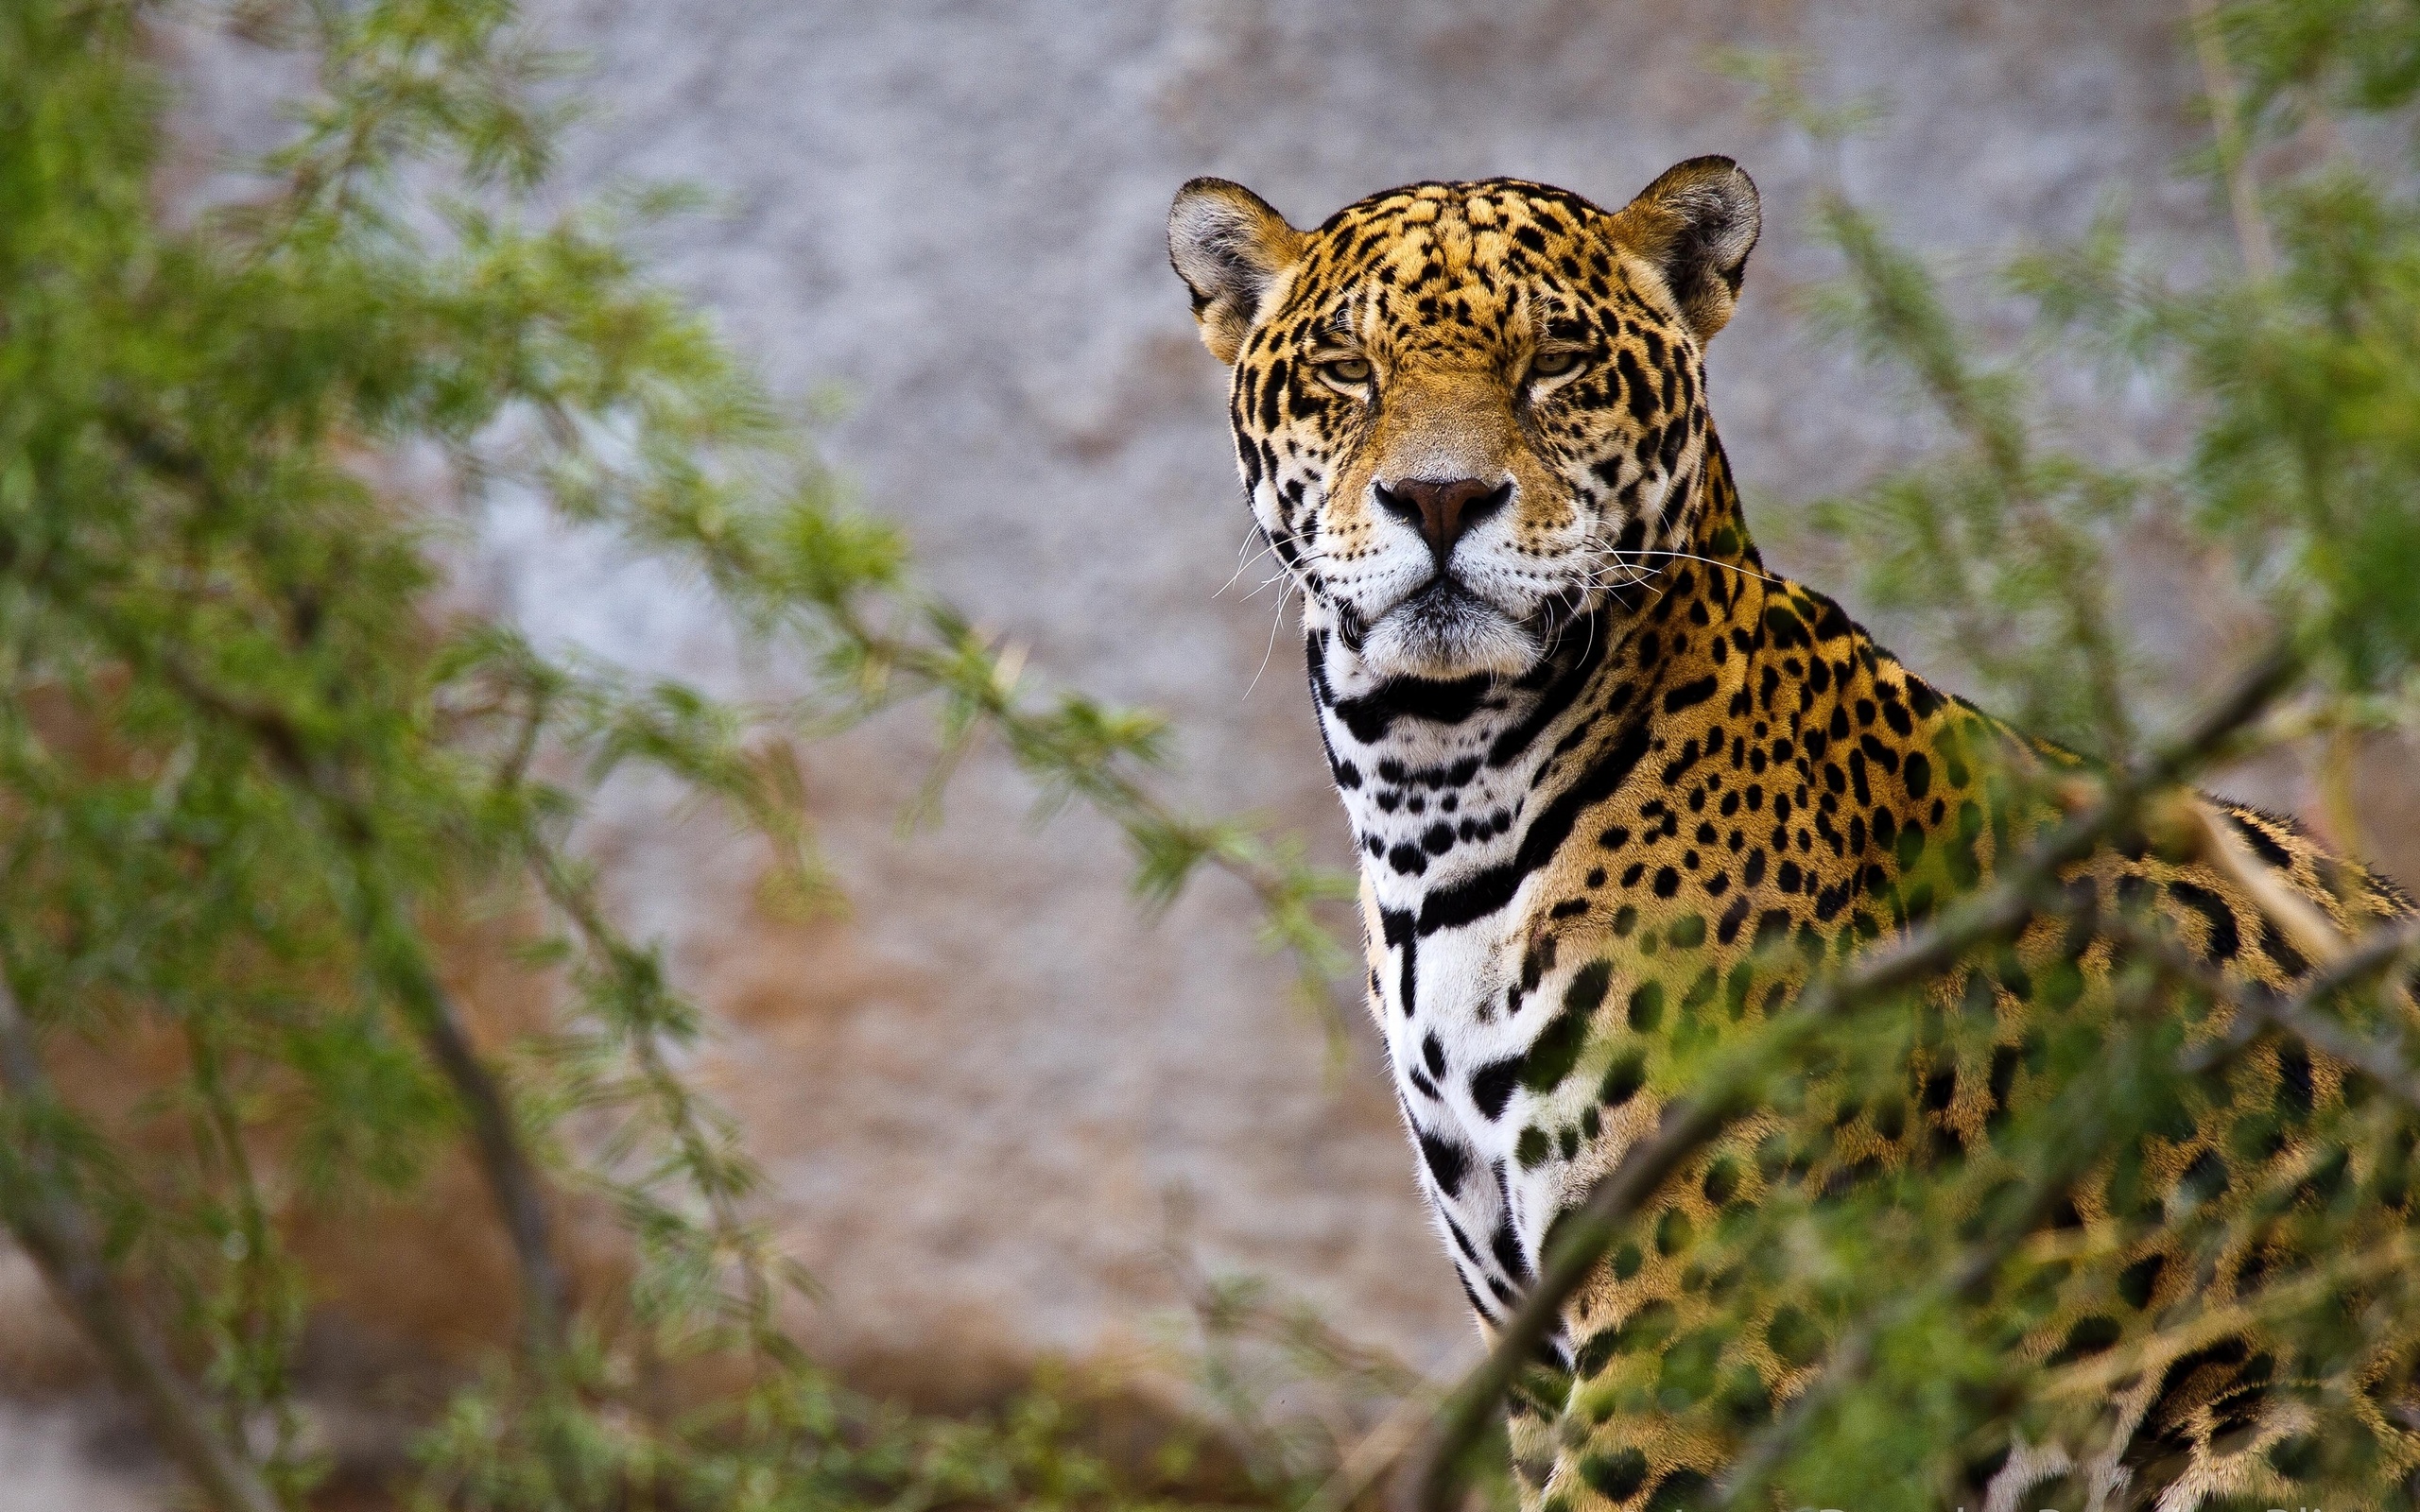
[
  {"x1": 1721, "y1": 897, "x2": 2420, "y2": 1503},
  {"x1": 2044, "y1": 1228, "x2": 2418, "y2": 1415},
  {"x1": 830, "y1": 597, "x2": 1361, "y2": 1046},
  {"x1": 1809, "y1": 193, "x2": 2138, "y2": 753},
  {"x1": 1714, "y1": 1044, "x2": 2115, "y2": 1505},
  {"x1": 2181, "y1": 797, "x2": 2351, "y2": 965},
  {"x1": 182, "y1": 1018, "x2": 310, "y2": 1490},
  {"x1": 2125, "y1": 909, "x2": 2420, "y2": 1104},
  {"x1": 2188, "y1": 0, "x2": 2280, "y2": 278},
  {"x1": 371, "y1": 911, "x2": 574, "y2": 1368},
  {"x1": 1302, "y1": 1394, "x2": 1449, "y2": 1512},
  {"x1": 93, "y1": 601, "x2": 578, "y2": 1375},
  {"x1": 524, "y1": 395, "x2": 1364, "y2": 1050},
  {"x1": 527, "y1": 838, "x2": 812, "y2": 1360},
  {"x1": 0, "y1": 977, "x2": 283, "y2": 1512}
]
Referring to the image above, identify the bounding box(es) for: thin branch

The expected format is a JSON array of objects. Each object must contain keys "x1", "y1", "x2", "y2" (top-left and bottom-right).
[
  {"x1": 1813, "y1": 195, "x2": 2138, "y2": 753},
  {"x1": 516, "y1": 399, "x2": 1362, "y2": 1030},
  {"x1": 184, "y1": 1019, "x2": 306, "y2": 1480},
  {"x1": 78, "y1": 409, "x2": 579, "y2": 1370},
  {"x1": 1391, "y1": 640, "x2": 2299, "y2": 1512},
  {"x1": 2259, "y1": 944, "x2": 2420, "y2": 1097},
  {"x1": 130, "y1": 637, "x2": 575, "y2": 1370},
  {"x1": 2181, "y1": 794, "x2": 2350, "y2": 966},
  {"x1": 2127, "y1": 911, "x2": 2420, "y2": 1103},
  {"x1": 527, "y1": 843, "x2": 797, "y2": 1366},
  {"x1": 830, "y1": 598, "x2": 1348, "y2": 934},
  {"x1": 373, "y1": 919, "x2": 574, "y2": 1367},
  {"x1": 0, "y1": 977, "x2": 282, "y2": 1512},
  {"x1": 2187, "y1": 0, "x2": 2280, "y2": 278},
  {"x1": 2038, "y1": 1228, "x2": 2418, "y2": 1410},
  {"x1": 1302, "y1": 1392, "x2": 1450, "y2": 1512},
  {"x1": 1718, "y1": 902, "x2": 2419, "y2": 1503},
  {"x1": 1712, "y1": 1041, "x2": 2115, "y2": 1505}
]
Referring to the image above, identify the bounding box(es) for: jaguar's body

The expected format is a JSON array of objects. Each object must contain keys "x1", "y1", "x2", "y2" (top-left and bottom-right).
[{"x1": 1167, "y1": 162, "x2": 2419, "y2": 1509}]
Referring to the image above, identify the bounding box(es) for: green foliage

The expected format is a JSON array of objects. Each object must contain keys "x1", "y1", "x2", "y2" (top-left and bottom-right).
[
  {"x1": 0, "y1": 1, "x2": 1360, "y2": 1508},
  {"x1": 1801, "y1": 196, "x2": 2141, "y2": 756},
  {"x1": 1165, "y1": 1230, "x2": 1448, "y2": 1507},
  {"x1": 1796, "y1": 0, "x2": 2420, "y2": 713},
  {"x1": 2219, "y1": 0, "x2": 2420, "y2": 125}
]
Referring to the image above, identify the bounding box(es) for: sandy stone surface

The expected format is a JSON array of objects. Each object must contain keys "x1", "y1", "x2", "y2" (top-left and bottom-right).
[{"x1": 10, "y1": 2, "x2": 2420, "y2": 1503}]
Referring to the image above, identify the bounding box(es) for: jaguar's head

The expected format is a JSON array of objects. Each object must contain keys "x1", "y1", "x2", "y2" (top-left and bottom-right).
[{"x1": 1169, "y1": 160, "x2": 1758, "y2": 682}]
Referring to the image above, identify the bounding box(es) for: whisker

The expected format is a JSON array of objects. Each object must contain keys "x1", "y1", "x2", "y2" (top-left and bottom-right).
[
  {"x1": 1236, "y1": 534, "x2": 1337, "y2": 604},
  {"x1": 1616, "y1": 549, "x2": 1787, "y2": 587},
  {"x1": 1245, "y1": 577, "x2": 1299, "y2": 700},
  {"x1": 1216, "y1": 528, "x2": 1282, "y2": 598},
  {"x1": 1238, "y1": 566, "x2": 1292, "y2": 602},
  {"x1": 1564, "y1": 556, "x2": 1661, "y2": 595}
]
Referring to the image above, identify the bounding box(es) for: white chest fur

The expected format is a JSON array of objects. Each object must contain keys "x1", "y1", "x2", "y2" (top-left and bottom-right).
[{"x1": 1311, "y1": 628, "x2": 1602, "y2": 1332}]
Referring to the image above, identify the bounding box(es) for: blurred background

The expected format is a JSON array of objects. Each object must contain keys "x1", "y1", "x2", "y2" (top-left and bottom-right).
[{"x1": 8, "y1": 1, "x2": 2418, "y2": 1507}]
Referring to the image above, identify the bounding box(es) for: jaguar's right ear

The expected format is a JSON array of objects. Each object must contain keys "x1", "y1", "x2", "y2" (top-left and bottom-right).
[
  {"x1": 1168, "y1": 179, "x2": 1305, "y2": 366},
  {"x1": 1608, "y1": 156, "x2": 1761, "y2": 343}
]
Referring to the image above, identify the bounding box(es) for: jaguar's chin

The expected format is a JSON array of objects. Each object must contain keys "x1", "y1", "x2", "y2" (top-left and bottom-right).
[{"x1": 1354, "y1": 577, "x2": 1540, "y2": 680}]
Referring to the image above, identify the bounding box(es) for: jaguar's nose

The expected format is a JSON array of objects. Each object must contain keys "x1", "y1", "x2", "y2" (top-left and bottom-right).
[{"x1": 1374, "y1": 476, "x2": 1512, "y2": 563}]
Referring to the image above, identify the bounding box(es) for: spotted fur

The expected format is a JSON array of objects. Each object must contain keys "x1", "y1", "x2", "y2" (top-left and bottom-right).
[{"x1": 1169, "y1": 161, "x2": 2420, "y2": 1509}]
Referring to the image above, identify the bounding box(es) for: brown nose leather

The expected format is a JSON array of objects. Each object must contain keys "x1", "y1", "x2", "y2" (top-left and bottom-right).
[{"x1": 1374, "y1": 477, "x2": 1512, "y2": 561}]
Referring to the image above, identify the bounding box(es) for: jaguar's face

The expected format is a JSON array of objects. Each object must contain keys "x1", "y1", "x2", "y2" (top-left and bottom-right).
[{"x1": 1169, "y1": 162, "x2": 1758, "y2": 682}]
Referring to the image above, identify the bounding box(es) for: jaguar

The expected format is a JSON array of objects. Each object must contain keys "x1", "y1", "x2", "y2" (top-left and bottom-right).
[{"x1": 1167, "y1": 158, "x2": 2420, "y2": 1510}]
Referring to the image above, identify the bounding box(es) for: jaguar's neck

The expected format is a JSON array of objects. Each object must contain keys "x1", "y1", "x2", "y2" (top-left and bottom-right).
[{"x1": 1307, "y1": 444, "x2": 1771, "y2": 938}]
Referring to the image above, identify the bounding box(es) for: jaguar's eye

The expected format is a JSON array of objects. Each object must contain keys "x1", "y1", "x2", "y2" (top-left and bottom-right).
[
  {"x1": 1529, "y1": 349, "x2": 1584, "y2": 381},
  {"x1": 1316, "y1": 355, "x2": 1374, "y2": 391}
]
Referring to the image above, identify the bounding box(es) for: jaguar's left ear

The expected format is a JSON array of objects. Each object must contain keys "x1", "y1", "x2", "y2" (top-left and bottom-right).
[
  {"x1": 1168, "y1": 178, "x2": 1306, "y2": 365},
  {"x1": 1608, "y1": 156, "x2": 1761, "y2": 343}
]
